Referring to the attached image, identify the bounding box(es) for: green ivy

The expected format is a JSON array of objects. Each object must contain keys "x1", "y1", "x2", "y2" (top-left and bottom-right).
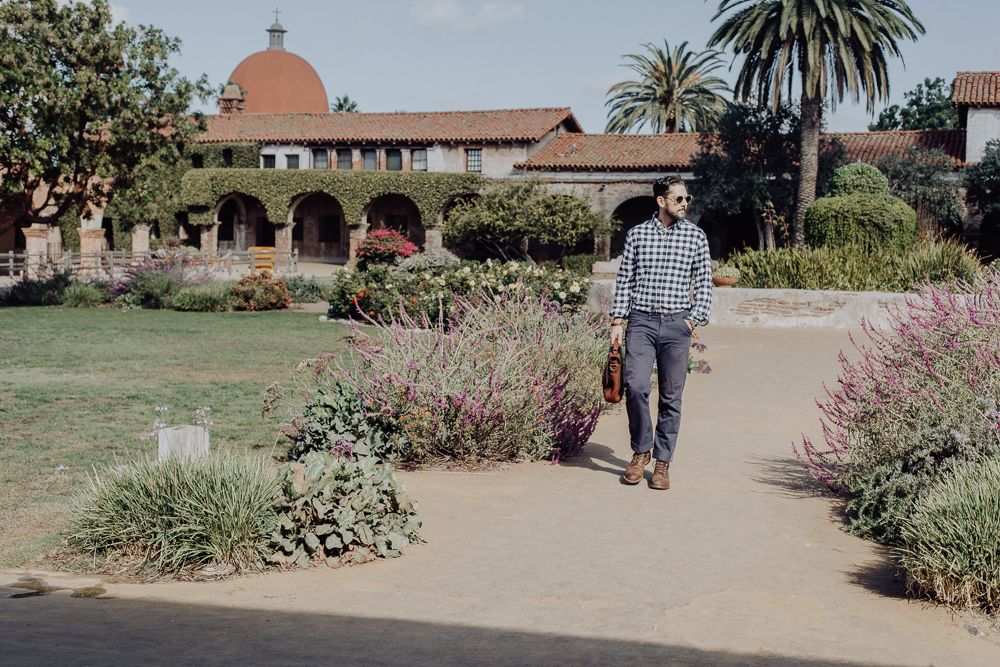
[
  {"x1": 179, "y1": 169, "x2": 484, "y2": 228},
  {"x1": 190, "y1": 142, "x2": 261, "y2": 169}
]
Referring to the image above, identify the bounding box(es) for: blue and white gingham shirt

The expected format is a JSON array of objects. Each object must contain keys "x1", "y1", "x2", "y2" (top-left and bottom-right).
[{"x1": 610, "y1": 215, "x2": 713, "y2": 326}]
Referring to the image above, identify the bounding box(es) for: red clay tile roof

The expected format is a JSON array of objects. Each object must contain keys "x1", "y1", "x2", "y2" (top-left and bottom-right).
[
  {"x1": 951, "y1": 72, "x2": 1000, "y2": 107},
  {"x1": 517, "y1": 130, "x2": 965, "y2": 171},
  {"x1": 198, "y1": 108, "x2": 582, "y2": 144},
  {"x1": 833, "y1": 130, "x2": 965, "y2": 167},
  {"x1": 516, "y1": 133, "x2": 702, "y2": 171}
]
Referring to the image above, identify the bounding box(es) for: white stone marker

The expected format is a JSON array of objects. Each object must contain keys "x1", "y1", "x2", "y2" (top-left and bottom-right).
[{"x1": 158, "y1": 425, "x2": 210, "y2": 461}]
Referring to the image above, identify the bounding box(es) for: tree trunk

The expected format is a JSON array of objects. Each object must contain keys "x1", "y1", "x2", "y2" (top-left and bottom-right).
[
  {"x1": 793, "y1": 93, "x2": 823, "y2": 248},
  {"x1": 753, "y1": 210, "x2": 775, "y2": 251}
]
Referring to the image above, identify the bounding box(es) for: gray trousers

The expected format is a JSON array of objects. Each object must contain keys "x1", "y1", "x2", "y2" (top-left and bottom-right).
[{"x1": 624, "y1": 310, "x2": 691, "y2": 462}]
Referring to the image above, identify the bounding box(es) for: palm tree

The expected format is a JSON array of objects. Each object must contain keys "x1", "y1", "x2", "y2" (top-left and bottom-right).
[
  {"x1": 331, "y1": 95, "x2": 359, "y2": 113},
  {"x1": 605, "y1": 41, "x2": 730, "y2": 134},
  {"x1": 709, "y1": 0, "x2": 924, "y2": 247}
]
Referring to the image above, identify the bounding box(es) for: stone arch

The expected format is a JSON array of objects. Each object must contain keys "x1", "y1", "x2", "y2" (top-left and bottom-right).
[
  {"x1": 610, "y1": 196, "x2": 657, "y2": 258},
  {"x1": 213, "y1": 193, "x2": 267, "y2": 252},
  {"x1": 287, "y1": 192, "x2": 348, "y2": 263},
  {"x1": 363, "y1": 193, "x2": 424, "y2": 249}
]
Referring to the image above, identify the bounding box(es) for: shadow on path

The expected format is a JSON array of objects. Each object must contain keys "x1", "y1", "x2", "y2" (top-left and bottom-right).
[
  {"x1": 843, "y1": 545, "x2": 909, "y2": 601},
  {"x1": 747, "y1": 454, "x2": 835, "y2": 499},
  {"x1": 558, "y1": 442, "x2": 629, "y2": 478},
  {"x1": 2, "y1": 596, "x2": 914, "y2": 667}
]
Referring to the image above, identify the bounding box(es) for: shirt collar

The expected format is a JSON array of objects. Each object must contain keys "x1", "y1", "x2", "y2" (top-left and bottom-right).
[{"x1": 645, "y1": 214, "x2": 688, "y2": 233}]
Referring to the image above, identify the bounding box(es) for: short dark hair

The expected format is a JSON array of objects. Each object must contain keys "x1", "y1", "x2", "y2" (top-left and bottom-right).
[{"x1": 653, "y1": 175, "x2": 685, "y2": 199}]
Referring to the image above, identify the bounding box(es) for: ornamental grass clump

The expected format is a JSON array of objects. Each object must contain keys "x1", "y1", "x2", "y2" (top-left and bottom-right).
[
  {"x1": 70, "y1": 455, "x2": 279, "y2": 573},
  {"x1": 291, "y1": 287, "x2": 606, "y2": 464},
  {"x1": 897, "y1": 456, "x2": 1000, "y2": 613},
  {"x1": 795, "y1": 267, "x2": 1000, "y2": 543}
]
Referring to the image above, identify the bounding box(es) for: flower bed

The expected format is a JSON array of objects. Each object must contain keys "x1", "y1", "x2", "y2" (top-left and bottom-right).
[
  {"x1": 326, "y1": 259, "x2": 592, "y2": 322},
  {"x1": 277, "y1": 287, "x2": 606, "y2": 465}
]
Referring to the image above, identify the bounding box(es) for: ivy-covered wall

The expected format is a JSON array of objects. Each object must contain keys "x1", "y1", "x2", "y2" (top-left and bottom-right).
[
  {"x1": 190, "y1": 142, "x2": 261, "y2": 169},
  {"x1": 180, "y1": 169, "x2": 485, "y2": 228}
]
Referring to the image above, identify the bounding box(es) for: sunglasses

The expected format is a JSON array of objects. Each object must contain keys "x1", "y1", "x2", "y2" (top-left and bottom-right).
[{"x1": 664, "y1": 195, "x2": 693, "y2": 204}]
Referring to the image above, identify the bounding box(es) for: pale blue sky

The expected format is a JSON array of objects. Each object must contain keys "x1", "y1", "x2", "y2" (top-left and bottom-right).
[{"x1": 115, "y1": 0, "x2": 1000, "y2": 133}]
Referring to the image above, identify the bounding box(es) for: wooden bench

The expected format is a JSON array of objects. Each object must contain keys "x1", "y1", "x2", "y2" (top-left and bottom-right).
[{"x1": 247, "y1": 246, "x2": 276, "y2": 270}]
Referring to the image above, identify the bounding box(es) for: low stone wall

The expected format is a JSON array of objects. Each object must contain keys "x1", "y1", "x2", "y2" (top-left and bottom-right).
[{"x1": 586, "y1": 280, "x2": 910, "y2": 329}]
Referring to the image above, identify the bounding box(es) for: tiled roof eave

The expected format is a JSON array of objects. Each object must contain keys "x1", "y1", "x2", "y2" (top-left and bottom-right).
[
  {"x1": 516, "y1": 163, "x2": 692, "y2": 172},
  {"x1": 197, "y1": 135, "x2": 541, "y2": 144}
]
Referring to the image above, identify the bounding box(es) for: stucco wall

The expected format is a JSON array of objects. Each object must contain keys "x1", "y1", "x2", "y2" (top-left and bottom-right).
[
  {"x1": 966, "y1": 107, "x2": 1000, "y2": 164},
  {"x1": 261, "y1": 144, "x2": 312, "y2": 169}
]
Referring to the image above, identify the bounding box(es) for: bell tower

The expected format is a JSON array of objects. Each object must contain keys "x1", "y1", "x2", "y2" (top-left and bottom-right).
[{"x1": 267, "y1": 8, "x2": 286, "y2": 51}]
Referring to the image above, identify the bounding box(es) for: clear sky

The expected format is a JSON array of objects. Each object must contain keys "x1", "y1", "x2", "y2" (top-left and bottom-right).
[{"x1": 113, "y1": 0, "x2": 1000, "y2": 133}]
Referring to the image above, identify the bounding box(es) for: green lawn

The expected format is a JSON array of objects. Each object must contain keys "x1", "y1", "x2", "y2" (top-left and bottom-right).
[{"x1": 0, "y1": 306, "x2": 350, "y2": 566}]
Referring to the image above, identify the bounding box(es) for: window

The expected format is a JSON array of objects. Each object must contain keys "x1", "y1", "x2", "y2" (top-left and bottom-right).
[
  {"x1": 286, "y1": 154, "x2": 299, "y2": 170},
  {"x1": 191, "y1": 154, "x2": 204, "y2": 169},
  {"x1": 312, "y1": 149, "x2": 328, "y2": 170},
  {"x1": 337, "y1": 149, "x2": 353, "y2": 169},
  {"x1": 412, "y1": 148, "x2": 427, "y2": 171},
  {"x1": 292, "y1": 216, "x2": 304, "y2": 241},
  {"x1": 362, "y1": 149, "x2": 377, "y2": 170},
  {"x1": 222, "y1": 149, "x2": 233, "y2": 168},
  {"x1": 318, "y1": 215, "x2": 340, "y2": 243},
  {"x1": 386, "y1": 149, "x2": 402, "y2": 171},
  {"x1": 262, "y1": 155, "x2": 276, "y2": 169},
  {"x1": 466, "y1": 148, "x2": 482, "y2": 172}
]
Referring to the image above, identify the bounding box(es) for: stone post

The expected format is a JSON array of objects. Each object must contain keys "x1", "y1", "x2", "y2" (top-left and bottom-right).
[
  {"x1": 595, "y1": 235, "x2": 611, "y2": 261},
  {"x1": 346, "y1": 224, "x2": 369, "y2": 269},
  {"x1": 424, "y1": 228, "x2": 443, "y2": 249},
  {"x1": 200, "y1": 224, "x2": 219, "y2": 254},
  {"x1": 77, "y1": 228, "x2": 105, "y2": 272},
  {"x1": 22, "y1": 225, "x2": 50, "y2": 279},
  {"x1": 132, "y1": 224, "x2": 150, "y2": 255},
  {"x1": 274, "y1": 223, "x2": 293, "y2": 272}
]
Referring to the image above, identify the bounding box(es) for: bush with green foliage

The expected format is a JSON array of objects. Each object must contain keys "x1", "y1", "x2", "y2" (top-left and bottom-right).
[
  {"x1": 1, "y1": 272, "x2": 73, "y2": 305},
  {"x1": 284, "y1": 275, "x2": 325, "y2": 303},
  {"x1": 171, "y1": 281, "x2": 236, "y2": 312},
  {"x1": 443, "y1": 178, "x2": 615, "y2": 261},
  {"x1": 114, "y1": 253, "x2": 213, "y2": 309},
  {"x1": 712, "y1": 265, "x2": 740, "y2": 279},
  {"x1": 877, "y1": 147, "x2": 963, "y2": 234},
  {"x1": 70, "y1": 455, "x2": 278, "y2": 572},
  {"x1": 729, "y1": 239, "x2": 980, "y2": 292},
  {"x1": 296, "y1": 287, "x2": 606, "y2": 465},
  {"x1": 269, "y1": 452, "x2": 421, "y2": 568},
  {"x1": 229, "y1": 271, "x2": 290, "y2": 311},
  {"x1": 826, "y1": 163, "x2": 890, "y2": 197},
  {"x1": 60, "y1": 281, "x2": 112, "y2": 307},
  {"x1": 326, "y1": 260, "x2": 592, "y2": 322},
  {"x1": 272, "y1": 380, "x2": 400, "y2": 462},
  {"x1": 795, "y1": 268, "x2": 1000, "y2": 543},
  {"x1": 558, "y1": 253, "x2": 603, "y2": 274},
  {"x1": 804, "y1": 194, "x2": 917, "y2": 254},
  {"x1": 964, "y1": 139, "x2": 1000, "y2": 261},
  {"x1": 897, "y1": 456, "x2": 1000, "y2": 612},
  {"x1": 396, "y1": 247, "x2": 461, "y2": 271}
]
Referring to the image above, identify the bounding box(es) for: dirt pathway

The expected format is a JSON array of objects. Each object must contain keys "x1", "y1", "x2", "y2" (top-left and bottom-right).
[{"x1": 2, "y1": 327, "x2": 996, "y2": 666}]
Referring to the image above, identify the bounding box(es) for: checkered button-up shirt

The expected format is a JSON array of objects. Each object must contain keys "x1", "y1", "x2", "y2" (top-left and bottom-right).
[{"x1": 610, "y1": 215, "x2": 713, "y2": 326}]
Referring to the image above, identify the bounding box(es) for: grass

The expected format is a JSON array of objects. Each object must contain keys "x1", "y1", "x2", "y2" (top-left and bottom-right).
[{"x1": 0, "y1": 306, "x2": 351, "y2": 567}]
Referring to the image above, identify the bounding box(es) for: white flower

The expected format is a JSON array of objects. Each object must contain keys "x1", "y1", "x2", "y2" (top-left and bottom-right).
[
  {"x1": 559, "y1": 291, "x2": 567, "y2": 300},
  {"x1": 386, "y1": 283, "x2": 393, "y2": 289},
  {"x1": 486, "y1": 258, "x2": 493, "y2": 267},
  {"x1": 570, "y1": 285, "x2": 580, "y2": 293},
  {"x1": 552, "y1": 282, "x2": 561, "y2": 289},
  {"x1": 463, "y1": 266, "x2": 471, "y2": 273},
  {"x1": 423, "y1": 272, "x2": 431, "y2": 280}
]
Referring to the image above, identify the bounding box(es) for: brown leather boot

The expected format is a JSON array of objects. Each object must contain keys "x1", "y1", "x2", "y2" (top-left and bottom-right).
[
  {"x1": 649, "y1": 460, "x2": 670, "y2": 490},
  {"x1": 623, "y1": 451, "x2": 650, "y2": 485}
]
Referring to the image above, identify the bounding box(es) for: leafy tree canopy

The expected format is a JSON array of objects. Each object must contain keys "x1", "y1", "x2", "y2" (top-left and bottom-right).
[
  {"x1": 690, "y1": 102, "x2": 846, "y2": 250},
  {"x1": 877, "y1": 146, "x2": 963, "y2": 234},
  {"x1": 442, "y1": 179, "x2": 616, "y2": 262},
  {"x1": 964, "y1": 139, "x2": 1000, "y2": 217},
  {"x1": 0, "y1": 0, "x2": 211, "y2": 235},
  {"x1": 605, "y1": 40, "x2": 729, "y2": 134},
  {"x1": 868, "y1": 77, "x2": 957, "y2": 131}
]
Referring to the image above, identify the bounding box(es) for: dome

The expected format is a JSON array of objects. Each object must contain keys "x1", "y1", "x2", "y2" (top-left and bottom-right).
[{"x1": 228, "y1": 50, "x2": 329, "y2": 114}]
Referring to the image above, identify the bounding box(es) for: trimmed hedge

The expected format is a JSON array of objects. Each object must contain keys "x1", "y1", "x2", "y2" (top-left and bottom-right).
[
  {"x1": 180, "y1": 169, "x2": 484, "y2": 228},
  {"x1": 826, "y1": 162, "x2": 890, "y2": 197},
  {"x1": 804, "y1": 194, "x2": 917, "y2": 254}
]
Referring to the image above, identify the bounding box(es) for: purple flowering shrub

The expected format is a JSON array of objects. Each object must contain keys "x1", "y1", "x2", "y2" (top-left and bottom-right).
[
  {"x1": 289, "y1": 288, "x2": 606, "y2": 465},
  {"x1": 114, "y1": 253, "x2": 214, "y2": 309},
  {"x1": 795, "y1": 268, "x2": 1000, "y2": 543}
]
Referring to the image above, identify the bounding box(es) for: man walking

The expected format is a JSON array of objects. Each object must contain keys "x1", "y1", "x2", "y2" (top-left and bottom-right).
[{"x1": 610, "y1": 175, "x2": 712, "y2": 489}]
